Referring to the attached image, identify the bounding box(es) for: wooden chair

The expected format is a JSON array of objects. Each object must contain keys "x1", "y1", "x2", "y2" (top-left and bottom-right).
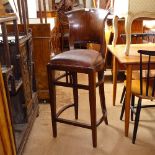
[
  {"x1": 120, "y1": 33, "x2": 155, "y2": 106},
  {"x1": 121, "y1": 50, "x2": 155, "y2": 144},
  {"x1": 47, "y1": 8, "x2": 109, "y2": 147}
]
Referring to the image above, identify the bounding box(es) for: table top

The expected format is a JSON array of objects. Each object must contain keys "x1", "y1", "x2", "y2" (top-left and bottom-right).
[{"x1": 107, "y1": 43, "x2": 155, "y2": 64}]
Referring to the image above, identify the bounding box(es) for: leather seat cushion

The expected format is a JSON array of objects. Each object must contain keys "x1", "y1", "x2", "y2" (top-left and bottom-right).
[{"x1": 50, "y1": 49, "x2": 104, "y2": 68}]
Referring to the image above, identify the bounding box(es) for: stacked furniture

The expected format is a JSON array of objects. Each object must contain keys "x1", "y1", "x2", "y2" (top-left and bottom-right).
[
  {"x1": 113, "y1": 0, "x2": 155, "y2": 55},
  {"x1": 0, "y1": 8, "x2": 38, "y2": 155}
]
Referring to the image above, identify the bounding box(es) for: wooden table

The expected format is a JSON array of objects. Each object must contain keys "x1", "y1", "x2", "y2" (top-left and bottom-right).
[{"x1": 107, "y1": 43, "x2": 155, "y2": 137}]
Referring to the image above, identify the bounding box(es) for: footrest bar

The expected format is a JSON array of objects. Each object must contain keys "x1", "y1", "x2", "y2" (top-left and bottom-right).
[
  {"x1": 57, "y1": 103, "x2": 75, "y2": 117},
  {"x1": 56, "y1": 118, "x2": 92, "y2": 129}
]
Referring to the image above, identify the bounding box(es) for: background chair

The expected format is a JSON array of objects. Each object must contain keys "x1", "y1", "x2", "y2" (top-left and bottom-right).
[
  {"x1": 121, "y1": 49, "x2": 155, "y2": 143},
  {"x1": 47, "y1": 8, "x2": 109, "y2": 147}
]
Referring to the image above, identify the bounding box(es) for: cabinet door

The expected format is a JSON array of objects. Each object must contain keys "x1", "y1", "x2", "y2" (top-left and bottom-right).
[{"x1": 0, "y1": 65, "x2": 16, "y2": 155}]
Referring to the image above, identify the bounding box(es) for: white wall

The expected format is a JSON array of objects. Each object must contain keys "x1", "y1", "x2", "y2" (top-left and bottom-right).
[{"x1": 27, "y1": 0, "x2": 37, "y2": 18}]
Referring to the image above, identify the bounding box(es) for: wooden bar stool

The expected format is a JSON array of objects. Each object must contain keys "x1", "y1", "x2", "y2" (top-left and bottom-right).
[{"x1": 47, "y1": 8, "x2": 109, "y2": 147}]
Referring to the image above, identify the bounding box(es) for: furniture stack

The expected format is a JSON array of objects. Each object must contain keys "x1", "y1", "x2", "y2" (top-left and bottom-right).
[{"x1": 0, "y1": 2, "x2": 39, "y2": 154}]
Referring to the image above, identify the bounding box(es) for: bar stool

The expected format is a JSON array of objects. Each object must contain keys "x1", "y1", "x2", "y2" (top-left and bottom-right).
[{"x1": 47, "y1": 8, "x2": 109, "y2": 147}]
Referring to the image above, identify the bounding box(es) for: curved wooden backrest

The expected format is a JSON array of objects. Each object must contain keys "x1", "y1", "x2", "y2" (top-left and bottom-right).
[{"x1": 66, "y1": 8, "x2": 109, "y2": 57}]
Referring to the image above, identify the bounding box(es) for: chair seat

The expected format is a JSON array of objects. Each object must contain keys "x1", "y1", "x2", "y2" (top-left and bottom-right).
[
  {"x1": 124, "y1": 79, "x2": 155, "y2": 98},
  {"x1": 51, "y1": 49, "x2": 104, "y2": 69}
]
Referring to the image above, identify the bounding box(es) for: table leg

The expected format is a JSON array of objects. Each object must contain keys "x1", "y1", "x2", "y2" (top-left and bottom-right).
[
  {"x1": 125, "y1": 65, "x2": 132, "y2": 137},
  {"x1": 112, "y1": 56, "x2": 118, "y2": 106}
]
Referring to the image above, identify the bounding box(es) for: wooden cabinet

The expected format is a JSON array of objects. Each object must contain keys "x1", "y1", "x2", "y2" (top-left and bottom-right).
[
  {"x1": 0, "y1": 65, "x2": 16, "y2": 155},
  {"x1": 7, "y1": 22, "x2": 55, "y2": 101},
  {"x1": 0, "y1": 14, "x2": 39, "y2": 155}
]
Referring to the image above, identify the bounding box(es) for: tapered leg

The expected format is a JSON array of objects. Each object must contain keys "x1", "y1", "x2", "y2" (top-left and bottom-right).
[
  {"x1": 72, "y1": 72, "x2": 78, "y2": 119},
  {"x1": 120, "y1": 86, "x2": 126, "y2": 104},
  {"x1": 125, "y1": 65, "x2": 132, "y2": 137},
  {"x1": 98, "y1": 71, "x2": 108, "y2": 125},
  {"x1": 89, "y1": 71, "x2": 97, "y2": 147},
  {"x1": 47, "y1": 66, "x2": 57, "y2": 137},
  {"x1": 132, "y1": 98, "x2": 142, "y2": 144}
]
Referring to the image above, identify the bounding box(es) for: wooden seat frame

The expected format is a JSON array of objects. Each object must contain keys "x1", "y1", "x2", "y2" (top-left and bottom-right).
[{"x1": 47, "y1": 8, "x2": 109, "y2": 147}]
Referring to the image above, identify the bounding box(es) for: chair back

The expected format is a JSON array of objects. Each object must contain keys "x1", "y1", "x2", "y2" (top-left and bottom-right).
[
  {"x1": 65, "y1": 8, "x2": 109, "y2": 58},
  {"x1": 138, "y1": 50, "x2": 155, "y2": 99}
]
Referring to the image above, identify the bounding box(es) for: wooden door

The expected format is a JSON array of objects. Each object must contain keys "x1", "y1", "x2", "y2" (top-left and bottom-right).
[{"x1": 0, "y1": 65, "x2": 16, "y2": 155}]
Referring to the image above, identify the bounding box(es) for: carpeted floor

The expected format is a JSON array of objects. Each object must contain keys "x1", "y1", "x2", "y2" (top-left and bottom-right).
[{"x1": 23, "y1": 73, "x2": 155, "y2": 155}]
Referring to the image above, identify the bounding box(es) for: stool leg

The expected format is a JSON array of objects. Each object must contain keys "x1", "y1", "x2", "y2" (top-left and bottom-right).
[
  {"x1": 98, "y1": 71, "x2": 108, "y2": 125},
  {"x1": 72, "y1": 72, "x2": 78, "y2": 119},
  {"x1": 48, "y1": 68, "x2": 57, "y2": 137},
  {"x1": 89, "y1": 71, "x2": 97, "y2": 147}
]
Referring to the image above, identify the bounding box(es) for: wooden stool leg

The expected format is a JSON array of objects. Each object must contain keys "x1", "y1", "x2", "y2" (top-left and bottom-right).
[
  {"x1": 89, "y1": 71, "x2": 97, "y2": 147},
  {"x1": 48, "y1": 68, "x2": 57, "y2": 137},
  {"x1": 72, "y1": 72, "x2": 78, "y2": 119},
  {"x1": 98, "y1": 71, "x2": 108, "y2": 125}
]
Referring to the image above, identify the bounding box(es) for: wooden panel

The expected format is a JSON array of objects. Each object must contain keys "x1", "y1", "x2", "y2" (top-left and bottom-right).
[
  {"x1": 7, "y1": 24, "x2": 51, "y2": 100},
  {"x1": 116, "y1": 19, "x2": 143, "y2": 44},
  {"x1": 29, "y1": 24, "x2": 51, "y2": 100},
  {"x1": 0, "y1": 65, "x2": 16, "y2": 155}
]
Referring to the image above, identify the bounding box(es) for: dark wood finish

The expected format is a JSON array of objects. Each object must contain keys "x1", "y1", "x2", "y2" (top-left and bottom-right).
[
  {"x1": 7, "y1": 23, "x2": 52, "y2": 100},
  {"x1": 47, "y1": 8, "x2": 109, "y2": 147},
  {"x1": 52, "y1": 0, "x2": 84, "y2": 10},
  {"x1": 0, "y1": 13, "x2": 39, "y2": 155},
  {"x1": 29, "y1": 24, "x2": 51, "y2": 100}
]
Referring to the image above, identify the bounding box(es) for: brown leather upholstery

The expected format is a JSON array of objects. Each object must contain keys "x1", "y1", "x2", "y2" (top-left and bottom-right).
[
  {"x1": 51, "y1": 49, "x2": 104, "y2": 69},
  {"x1": 47, "y1": 8, "x2": 109, "y2": 148}
]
